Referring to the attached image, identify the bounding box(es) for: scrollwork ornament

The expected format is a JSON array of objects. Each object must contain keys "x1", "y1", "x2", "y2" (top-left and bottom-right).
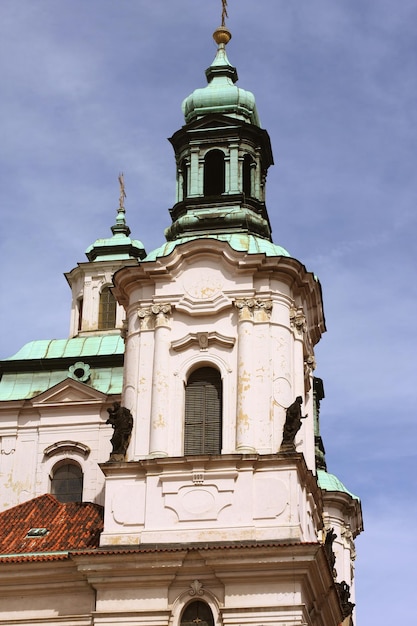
[
  {"x1": 151, "y1": 304, "x2": 172, "y2": 316},
  {"x1": 189, "y1": 579, "x2": 204, "y2": 597},
  {"x1": 235, "y1": 298, "x2": 256, "y2": 310},
  {"x1": 257, "y1": 299, "x2": 272, "y2": 312}
]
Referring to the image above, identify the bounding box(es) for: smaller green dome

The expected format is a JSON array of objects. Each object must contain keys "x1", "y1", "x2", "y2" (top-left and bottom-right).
[
  {"x1": 85, "y1": 234, "x2": 146, "y2": 262},
  {"x1": 317, "y1": 469, "x2": 360, "y2": 501},
  {"x1": 182, "y1": 43, "x2": 260, "y2": 126},
  {"x1": 85, "y1": 205, "x2": 146, "y2": 262}
]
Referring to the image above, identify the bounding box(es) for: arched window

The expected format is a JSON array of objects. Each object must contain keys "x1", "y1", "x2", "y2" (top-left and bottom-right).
[
  {"x1": 243, "y1": 154, "x2": 253, "y2": 197},
  {"x1": 50, "y1": 462, "x2": 83, "y2": 503},
  {"x1": 204, "y1": 149, "x2": 225, "y2": 196},
  {"x1": 184, "y1": 367, "x2": 222, "y2": 455},
  {"x1": 181, "y1": 601, "x2": 214, "y2": 626},
  {"x1": 98, "y1": 286, "x2": 116, "y2": 330},
  {"x1": 181, "y1": 158, "x2": 188, "y2": 200}
]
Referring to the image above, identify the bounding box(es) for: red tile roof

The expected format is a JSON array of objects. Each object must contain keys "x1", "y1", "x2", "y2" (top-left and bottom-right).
[{"x1": 0, "y1": 494, "x2": 103, "y2": 556}]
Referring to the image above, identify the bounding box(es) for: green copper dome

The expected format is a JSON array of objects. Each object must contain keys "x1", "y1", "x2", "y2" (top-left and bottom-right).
[
  {"x1": 145, "y1": 233, "x2": 290, "y2": 262},
  {"x1": 317, "y1": 469, "x2": 360, "y2": 501},
  {"x1": 85, "y1": 204, "x2": 146, "y2": 262},
  {"x1": 182, "y1": 41, "x2": 260, "y2": 126}
]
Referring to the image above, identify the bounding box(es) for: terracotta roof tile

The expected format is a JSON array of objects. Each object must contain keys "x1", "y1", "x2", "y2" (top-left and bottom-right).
[{"x1": 0, "y1": 494, "x2": 103, "y2": 555}]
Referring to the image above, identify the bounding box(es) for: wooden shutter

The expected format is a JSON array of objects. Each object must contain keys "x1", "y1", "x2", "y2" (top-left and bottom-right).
[{"x1": 184, "y1": 367, "x2": 222, "y2": 455}]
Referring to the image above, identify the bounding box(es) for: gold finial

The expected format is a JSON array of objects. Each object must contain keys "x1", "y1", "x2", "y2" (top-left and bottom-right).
[
  {"x1": 213, "y1": 0, "x2": 231, "y2": 45},
  {"x1": 118, "y1": 172, "x2": 126, "y2": 210}
]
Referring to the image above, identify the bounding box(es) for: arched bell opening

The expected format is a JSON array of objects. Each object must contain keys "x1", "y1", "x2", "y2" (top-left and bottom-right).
[
  {"x1": 204, "y1": 149, "x2": 225, "y2": 196},
  {"x1": 243, "y1": 153, "x2": 254, "y2": 198},
  {"x1": 181, "y1": 158, "x2": 189, "y2": 200}
]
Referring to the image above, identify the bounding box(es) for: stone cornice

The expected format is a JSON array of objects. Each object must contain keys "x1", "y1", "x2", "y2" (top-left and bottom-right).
[{"x1": 113, "y1": 240, "x2": 325, "y2": 345}]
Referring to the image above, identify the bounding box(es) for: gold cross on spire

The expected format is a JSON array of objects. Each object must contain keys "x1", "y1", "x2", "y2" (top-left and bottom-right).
[{"x1": 221, "y1": 0, "x2": 228, "y2": 27}]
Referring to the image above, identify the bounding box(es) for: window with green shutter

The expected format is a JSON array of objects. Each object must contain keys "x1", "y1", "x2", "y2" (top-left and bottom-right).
[{"x1": 184, "y1": 367, "x2": 222, "y2": 455}]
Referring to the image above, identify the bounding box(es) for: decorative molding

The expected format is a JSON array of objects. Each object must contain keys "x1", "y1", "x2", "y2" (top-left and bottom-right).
[
  {"x1": 161, "y1": 470, "x2": 237, "y2": 522},
  {"x1": 189, "y1": 579, "x2": 204, "y2": 596},
  {"x1": 43, "y1": 440, "x2": 91, "y2": 459},
  {"x1": 176, "y1": 292, "x2": 232, "y2": 316},
  {"x1": 198, "y1": 332, "x2": 209, "y2": 351},
  {"x1": 68, "y1": 361, "x2": 91, "y2": 383},
  {"x1": 171, "y1": 331, "x2": 235, "y2": 353},
  {"x1": 192, "y1": 472, "x2": 204, "y2": 485}
]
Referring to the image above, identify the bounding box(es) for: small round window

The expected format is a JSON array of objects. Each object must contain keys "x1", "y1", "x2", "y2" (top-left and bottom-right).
[{"x1": 68, "y1": 361, "x2": 91, "y2": 382}]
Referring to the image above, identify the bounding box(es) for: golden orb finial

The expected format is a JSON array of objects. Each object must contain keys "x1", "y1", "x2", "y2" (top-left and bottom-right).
[
  {"x1": 213, "y1": 0, "x2": 231, "y2": 44},
  {"x1": 213, "y1": 25, "x2": 232, "y2": 45}
]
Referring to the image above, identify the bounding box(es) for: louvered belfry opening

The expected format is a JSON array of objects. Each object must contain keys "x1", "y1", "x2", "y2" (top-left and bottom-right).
[
  {"x1": 181, "y1": 601, "x2": 215, "y2": 626},
  {"x1": 184, "y1": 367, "x2": 222, "y2": 455}
]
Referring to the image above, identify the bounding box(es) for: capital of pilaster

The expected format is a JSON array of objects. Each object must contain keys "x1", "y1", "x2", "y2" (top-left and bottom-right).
[
  {"x1": 137, "y1": 304, "x2": 172, "y2": 329},
  {"x1": 304, "y1": 354, "x2": 316, "y2": 374},
  {"x1": 290, "y1": 306, "x2": 307, "y2": 334},
  {"x1": 235, "y1": 298, "x2": 272, "y2": 321},
  {"x1": 341, "y1": 524, "x2": 356, "y2": 559}
]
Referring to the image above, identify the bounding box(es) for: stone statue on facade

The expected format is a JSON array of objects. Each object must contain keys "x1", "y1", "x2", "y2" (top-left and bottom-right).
[
  {"x1": 106, "y1": 401, "x2": 133, "y2": 461},
  {"x1": 279, "y1": 396, "x2": 307, "y2": 451},
  {"x1": 324, "y1": 527, "x2": 337, "y2": 576},
  {"x1": 335, "y1": 581, "x2": 355, "y2": 619}
]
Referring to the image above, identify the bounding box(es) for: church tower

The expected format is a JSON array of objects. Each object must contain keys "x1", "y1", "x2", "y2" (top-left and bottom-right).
[
  {"x1": 0, "y1": 11, "x2": 362, "y2": 626},
  {"x1": 65, "y1": 175, "x2": 146, "y2": 339},
  {"x1": 95, "y1": 21, "x2": 362, "y2": 626}
]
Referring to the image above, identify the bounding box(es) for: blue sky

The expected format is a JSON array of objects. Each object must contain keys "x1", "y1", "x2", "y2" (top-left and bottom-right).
[{"x1": 0, "y1": 1, "x2": 416, "y2": 622}]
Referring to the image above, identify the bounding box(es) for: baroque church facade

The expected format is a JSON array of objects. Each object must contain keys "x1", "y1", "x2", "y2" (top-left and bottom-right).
[{"x1": 0, "y1": 22, "x2": 362, "y2": 626}]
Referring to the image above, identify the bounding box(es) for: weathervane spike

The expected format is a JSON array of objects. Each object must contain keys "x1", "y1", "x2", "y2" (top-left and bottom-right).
[
  {"x1": 118, "y1": 172, "x2": 126, "y2": 210},
  {"x1": 221, "y1": 0, "x2": 228, "y2": 27}
]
